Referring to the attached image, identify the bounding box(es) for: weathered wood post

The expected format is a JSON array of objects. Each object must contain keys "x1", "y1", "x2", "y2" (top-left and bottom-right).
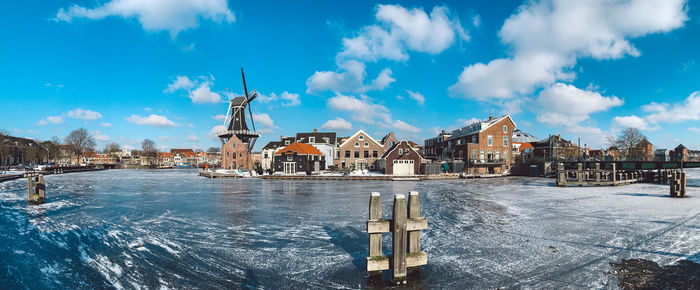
[
  {"x1": 27, "y1": 173, "x2": 46, "y2": 205},
  {"x1": 612, "y1": 163, "x2": 617, "y2": 184},
  {"x1": 392, "y1": 194, "x2": 408, "y2": 283},
  {"x1": 406, "y1": 191, "x2": 427, "y2": 271},
  {"x1": 680, "y1": 172, "x2": 687, "y2": 198},
  {"x1": 557, "y1": 163, "x2": 566, "y2": 186},
  {"x1": 595, "y1": 163, "x2": 601, "y2": 183},
  {"x1": 577, "y1": 163, "x2": 583, "y2": 184},
  {"x1": 670, "y1": 172, "x2": 678, "y2": 197},
  {"x1": 366, "y1": 192, "x2": 389, "y2": 272}
]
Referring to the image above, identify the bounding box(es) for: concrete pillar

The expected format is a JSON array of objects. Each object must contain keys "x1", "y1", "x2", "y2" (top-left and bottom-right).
[{"x1": 392, "y1": 194, "x2": 407, "y2": 283}]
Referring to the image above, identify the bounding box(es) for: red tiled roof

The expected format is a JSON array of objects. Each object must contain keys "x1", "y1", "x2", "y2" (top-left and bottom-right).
[{"x1": 275, "y1": 143, "x2": 323, "y2": 155}]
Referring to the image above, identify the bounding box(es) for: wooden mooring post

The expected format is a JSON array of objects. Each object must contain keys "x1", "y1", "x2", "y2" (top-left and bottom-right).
[
  {"x1": 670, "y1": 171, "x2": 687, "y2": 198},
  {"x1": 366, "y1": 191, "x2": 428, "y2": 284},
  {"x1": 27, "y1": 173, "x2": 46, "y2": 205}
]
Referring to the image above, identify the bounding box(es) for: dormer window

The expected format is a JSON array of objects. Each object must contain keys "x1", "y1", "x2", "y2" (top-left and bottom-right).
[
  {"x1": 359, "y1": 135, "x2": 364, "y2": 141},
  {"x1": 309, "y1": 137, "x2": 315, "y2": 143},
  {"x1": 285, "y1": 141, "x2": 290, "y2": 145}
]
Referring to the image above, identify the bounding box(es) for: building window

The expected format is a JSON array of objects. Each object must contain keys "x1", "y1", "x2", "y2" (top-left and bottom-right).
[
  {"x1": 359, "y1": 135, "x2": 364, "y2": 141},
  {"x1": 503, "y1": 136, "x2": 508, "y2": 147},
  {"x1": 355, "y1": 142, "x2": 360, "y2": 147},
  {"x1": 364, "y1": 142, "x2": 369, "y2": 147},
  {"x1": 285, "y1": 141, "x2": 290, "y2": 145},
  {"x1": 309, "y1": 137, "x2": 315, "y2": 143},
  {"x1": 398, "y1": 148, "x2": 403, "y2": 155},
  {"x1": 480, "y1": 150, "x2": 485, "y2": 161},
  {"x1": 504, "y1": 150, "x2": 508, "y2": 161},
  {"x1": 471, "y1": 149, "x2": 476, "y2": 160},
  {"x1": 488, "y1": 135, "x2": 493, "y2": 146},
  {"x1": 354, "y1": 151, "x2": 359, "y2": 158},
  {"x1": 472, "y1": 135, "x2": 476, "y2": 143},
  {"x1": 495, "y1": 151, "x2": 500, "y2": 161},
  {"x1": 503, "y1": 125, "x2": 507, "y2": 133},
  {"x1": 372, "y1": 151, "x2": 378, "y2": 158},
  {"x1": 287, "y1": 157, "x2": 293, "y2": 161},
  {"x1": 364, "y1": 150, "x2": 369, "y2": 158},
  {"x1": 345, "y1": 150, "x2": 350, "y2": 158},
  {"x1": 404, "y1": 149, "x2": 409, "y2": 155}
]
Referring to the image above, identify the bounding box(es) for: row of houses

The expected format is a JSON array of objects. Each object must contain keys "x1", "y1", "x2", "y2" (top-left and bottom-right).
[
  {"x1": 81, "y1": 149, "x2": 221, "y2": 167},
  {"x1": 260, "y1": 128, "x2": 424, "y2": 175}
]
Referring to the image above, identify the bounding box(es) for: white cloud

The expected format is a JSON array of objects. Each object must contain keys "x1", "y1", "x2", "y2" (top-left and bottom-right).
[
  {"x1": 261, "y1": 91, "x2": 302, "y2": 107},
  {"x1": 164, "y1": 76, "x2": 194, "y2": 93},
  {"x1": 405, "y1": 90, "x2": 425, "y2": 105},
  {"x1": 321, "y1": 118, "x2": 353, "y2": 131},
  {"x1": 472, "y1": 14, "x2": 481, "y2": 28},
  {"x1": 37, "y1": 119, "x2": 48, "y2": 126},
  {"x1": 449, "y1": 0, "x2": 688, "y2": 100},
  {"x1": 123, "y1": 144, "x2": 135, "y2": 150},
  {"x1": 54, "y1": 0, "x2": 235, "y2": 36},
  {"x1": 213, "y1": 114, "x2": 226, "y2": 121},
  {"x1": 391, "y1": 120, "x2": 421, "y2": 133},
  {"x1": 100, "y1": 122, "x2": 112, "y2": 127},
  {"x1": 306, "y1": 60, "x2": 366, "y2": 94},
  {"x1": 536, "y1": 83, "x2": 623, "y2": 126},
  {"x1": 92, "y1": 130, "x2": 110, "y2": 142},
  {"x1": 157, "y1": 136, "x2": 169, "y2": 142},
  {"x1": 327, "y1": 94, "x2": 391, "y2": 124},
  {"x1": 187, "y1": 134, "x2": 200, "y2": 142},
  {"x1": 338, "y1": 4, "x2": 467, "y2": 62},
  {"x1": 67, "y1": 108, "x2": 102, "y2": 120},
  {"x1": 252, "y1": 113, "x2": 275, "y2": 129},
  {"x1": 126, "y1": 114, "x2": 176, "y2": 127},
  {"x1": 369, "y1": 68, "x2": 395, "y2": 91},
  {"x1": 612, "y1": 115, "x2": 659, "y2": 131},
  {"x1": 189, "y1": 83, "x2": 221, "y2": 104},
  {"x1": 208, "y1": 125, "x2": 226, "y2": 140},
  {"x1": 690, "y1": 127, "x2": 700, "y2": 134},
  {"x1": 45, "y1": 116, "x2": 65, "y2": 124},
  {"x1": 644, "y1": 91, "x2": 700, "y2": 123}
]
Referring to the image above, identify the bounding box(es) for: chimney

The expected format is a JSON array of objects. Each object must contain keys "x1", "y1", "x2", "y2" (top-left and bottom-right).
[
  {"x1": 488, "y1": 114, "x2": 493, "y2": 121},
  {"x1": 313, "y1": 128, "x2": 317, "y2": 133}
]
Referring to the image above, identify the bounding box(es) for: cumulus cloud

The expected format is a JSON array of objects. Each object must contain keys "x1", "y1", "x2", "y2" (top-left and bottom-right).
[
  {"x1": 100, "y1": 122, "x2": 112, "y2": 127},
  {"x1": 321, "y1": 118, "x2": 353, "y2": 131},
  {"x1": 54, "y1": 0, "x2": 235, "y2": 36},
  {"x1": 251, "y1": 113, "x2": 278, "y2": 133},
  {"x1": 188, "y1": 83, "x2": 221, "y2": 104},
  {"x1": 208, "y1": 125, "x2": 226, "y2": 140},
  {"x1": 338, "y1": 4, "x2": 467, "y2": 62},
  {"x1": 123, "y1": 144, "x2": 135, "y2": 150},
  {"x1": 45, "y1": 116, "x2": 65, "y2": 124},
  {"x1": 187, "y1": 134, "x2": 200, "y2": 142},
  {"x1": 37, "y1": 119, "x2": 48, "y2": 126},
  {"x1": 157, "y1": 136, "x2": 169, "y2": 142},
  {"x1": 92, "y1": 130, "x2": 110, "y2": 142},
  {"x1": 164, "y1": 76, "x2": 194, "y2": 93},
  {"x1": 405, "y1": 90, "x2": 425, "y2": 105},
  {"x1": 327, "y1": 94, "x2": 391, "y2": 124},
  {"x1": 67, "y1": 108, "x2": 102, "y2": 120},
  {"x1": 212, "y1": 114, "x2": 226, "y2": 121},
  {"x1": 612, "y1": 115, "x2": 659, "y2": 132},
  {"x1": 391, "y1": 120, "x2": 421, "y2": 133},
  {"x1": 126, "y1": 114, "x2": 176, "y2": 127},
  {"x1": 449, "y1": 0, "x2": 688, "y2": 100},
  {"x1": 644, "y1": 91, "x2": 700, "y2": 123},
  {"x1": 536, "y1": 83, "x2": 623, "y2": 126}
]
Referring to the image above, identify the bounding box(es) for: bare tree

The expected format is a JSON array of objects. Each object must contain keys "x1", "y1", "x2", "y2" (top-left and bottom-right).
[
  {"x1": 141, "y1": 139, "x2": 157, "y2": 157},
  {"x1": 104, "y1": 142, "x2": 121, "y2": 154},
  {"x1": 65, "y1": 128, "x2": 96, "y2": 160},
  {"x1": 614, "y1": 128, "x2": 647, "y2": 160},
  {"x1": 207, "y1": 147, "x2": 221, "y2": 153}
]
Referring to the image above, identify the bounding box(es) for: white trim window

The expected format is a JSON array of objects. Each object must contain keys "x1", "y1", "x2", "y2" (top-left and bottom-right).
[
  {"x1": 398, "y1": 148, "x2": 403, "y2": 155},
  {"x1": 503, "y1": 136, "x2": 508, "y2": 147},
  {"x1": 309, "y1": 137, "x2": 315, "y2": 143},
  {"x1": 359, "y1": 135, "x2": 364, "y2": 141},
  {"x1": 364, "y1": 142, "x2": 369, "y2": 147},
  {"x1": 503, "y1": 125, "x2": 507, "y2": 133},
  {"x1": 488, "y1": 135, "x2": 493, "y2": 146},
  {"x1": 354, "y1": 142, "x2": 360, "y2": 147}
]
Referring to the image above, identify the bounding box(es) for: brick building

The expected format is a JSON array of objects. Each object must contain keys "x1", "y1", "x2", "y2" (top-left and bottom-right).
[
  {"x1": 378, "y1": 140, "x2": 423, "y2": 175},
  {"x1": 424, "y1": 130, "x2": 452, "y2": 160},
  {"x1": 221, "y1": 135, "x2": 252, "y2": 170},
  {"x1": 446, "y1": 115, "x2": 516, "y2": 174},
  {"x1": 335, "y1": 129, "x2": 384, "y2": 171},
  {"x1": 274, "y1": 143, "x2": 325, "y2": 174}
]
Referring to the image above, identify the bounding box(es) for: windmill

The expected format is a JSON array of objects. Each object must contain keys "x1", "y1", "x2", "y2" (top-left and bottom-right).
[{"x1": 216, "y1": 68, "x2": 260, "y2": 169}]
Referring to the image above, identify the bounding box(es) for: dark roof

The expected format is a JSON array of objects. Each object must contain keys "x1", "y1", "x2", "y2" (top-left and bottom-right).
[
  {"x1": 675, "y1": 144, "x2": 687, "y2": 150},
  {"x1": 230, "y1": 97, "x2": 248, "y2": 106},
  {"x1": 512, "y1": 129, "x2": 538, "y2": 143},
  {"x1": 380, "y1": 132, "x2": 396, "y2": 145},
  {"x1": 171, "y1": 148, "x2": 194, "y2": 154},
  {"x1": 295, "y1": 131, "x2": 337, "y2": 145},
  {"x1": 380, "y1": 140, "x2": 421, "y2": 159},
  {"x1": 0, "y1": 134, "x2": 43, "y2": 149},
  {"x1": 262, "y1": 141, "x2": 283, "y2": 150}
]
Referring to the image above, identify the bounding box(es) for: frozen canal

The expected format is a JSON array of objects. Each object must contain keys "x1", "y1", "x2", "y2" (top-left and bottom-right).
[{"x1": 1, "y1": 169, "x2": 699, "y2": 289}]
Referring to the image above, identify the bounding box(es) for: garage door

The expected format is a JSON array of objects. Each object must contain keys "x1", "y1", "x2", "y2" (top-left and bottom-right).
[{"x1": 393, "y1": 160, "x2": 414, "y2": 176}]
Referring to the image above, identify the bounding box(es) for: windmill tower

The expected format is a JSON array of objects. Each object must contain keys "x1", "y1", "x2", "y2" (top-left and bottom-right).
[{"x1": 217, "y1": 68, "x2": 260, "y2": 169}]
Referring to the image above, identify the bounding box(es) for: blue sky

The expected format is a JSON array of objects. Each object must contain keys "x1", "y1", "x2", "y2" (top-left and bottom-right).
[{"x1": 1, "y1": 0, "x2": 699, "y2": 151}]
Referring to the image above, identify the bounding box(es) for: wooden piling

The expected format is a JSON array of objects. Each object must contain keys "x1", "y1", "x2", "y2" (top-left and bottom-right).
[
  {"x1": 392, "y1": 194, "x2": 407, "y2": 283},
  {"x1": 367, "y1": 192, "x2": 389, "y2": 272},
  {"x1": 680, "y1": 172, "x2": 687, "y2": 198}
]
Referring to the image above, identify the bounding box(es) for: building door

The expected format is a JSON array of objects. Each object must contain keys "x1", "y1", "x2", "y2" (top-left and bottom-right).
[
  {"x1": 284, "y1": 162, "x2": 296, "y2": 174},
  {"x1": 356, "y1": 160, "x2": 367, "y2": 171},
  {"x1": 393, "y1": 160, "x2": 414, "y2": 176},
  {"x1": 314, "y1": 161, "x2": 320, "y2": 172}
]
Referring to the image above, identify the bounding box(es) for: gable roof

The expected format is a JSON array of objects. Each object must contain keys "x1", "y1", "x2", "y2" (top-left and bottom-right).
[
  {"x1": 380, "y1": 132, "x2": 396, "y2": 145},
  {"x1": 338, "y1": 129, "x2": 382, "y2": 148},
  {"x1": 275, "y1": 142, "x2": 323, "y2": 155},
  {"x1": 380, "y1": 140, "x2": 422, "y2": 159},
  {"x1": 296, "y1": 131, "x2": 337, "y2": 144}
]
